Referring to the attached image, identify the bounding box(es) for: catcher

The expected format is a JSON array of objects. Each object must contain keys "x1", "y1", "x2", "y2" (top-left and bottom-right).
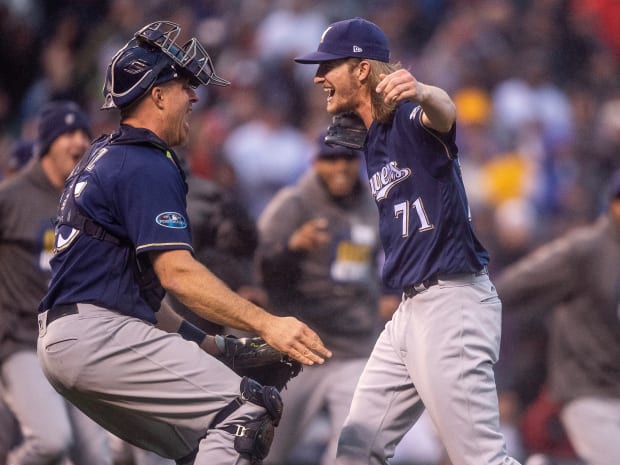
[{"x1": 37, "y1": 20, "x2": 328, "y2": 465}]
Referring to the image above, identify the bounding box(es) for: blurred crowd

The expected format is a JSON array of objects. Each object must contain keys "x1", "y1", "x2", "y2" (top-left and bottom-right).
[
  {"x1": 2, "y1": 0, "x2": 620, "y2": 226},
  {"x1": 1, "y1": 0, "x2": 619, "y2": 464}
]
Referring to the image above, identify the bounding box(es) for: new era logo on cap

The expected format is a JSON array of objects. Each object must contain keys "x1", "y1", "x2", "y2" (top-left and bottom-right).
[{"x1": 295, "y1": 17, "x2": 390, "y2": 64}]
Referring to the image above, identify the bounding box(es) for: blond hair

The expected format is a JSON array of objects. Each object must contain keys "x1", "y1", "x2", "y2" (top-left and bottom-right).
[{"x1": 366, "y1": 60, "x2": 402, "y2": 124}]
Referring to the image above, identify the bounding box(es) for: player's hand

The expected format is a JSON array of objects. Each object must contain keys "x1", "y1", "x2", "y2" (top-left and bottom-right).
[
  {"x1": 288, "y1": 218, "x2": 330, "y2": 252},
  {"x1": 259, "y1": 315, "x2": 332, "y2": 366},
  {"x1": 377, "y1": 69, "x2": 455, "y2": 132},
  {"x1": 376, "y1": 69, "x2": 422, "y2": 105}
]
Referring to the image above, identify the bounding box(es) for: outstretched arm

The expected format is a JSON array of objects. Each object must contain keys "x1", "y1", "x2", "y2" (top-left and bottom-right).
[
  {"x1": 376, "y1": 69, "x2": 456, "y2": 133},
  {"x1": 150, "y1": 249, "x2": 332, "y2": 365}
]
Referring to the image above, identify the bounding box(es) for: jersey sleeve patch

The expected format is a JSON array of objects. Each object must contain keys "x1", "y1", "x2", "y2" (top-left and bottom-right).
[{"x1": 155, "y1": 212, "x2": 188, "y2": 229}]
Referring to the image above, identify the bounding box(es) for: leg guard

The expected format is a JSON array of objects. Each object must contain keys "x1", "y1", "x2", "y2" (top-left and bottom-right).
[{"x1": 211, "y1": 377, "x2": 283, "y2": 463}]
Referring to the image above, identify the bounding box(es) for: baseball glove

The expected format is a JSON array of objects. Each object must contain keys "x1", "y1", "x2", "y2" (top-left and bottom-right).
[
  {"x1": 325, "y1": 112, "x2": 367, "y2": 150},
  {"x1": 214, "y1": 335, "x2": 302, "y2": 391}
]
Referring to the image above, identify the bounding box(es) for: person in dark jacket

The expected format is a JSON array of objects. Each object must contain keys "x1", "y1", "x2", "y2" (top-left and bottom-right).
[
  {"x1": 0, "y1": 100, "x2": 112, "y2": 465},
  {"x1": 496, "y1": 170, "x2": 620, "y2": 465}
]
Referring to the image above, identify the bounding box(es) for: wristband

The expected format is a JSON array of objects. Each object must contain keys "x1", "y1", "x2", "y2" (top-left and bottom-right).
[{"x1": 178, "y1": 320, "x2": 207, "y2": 345}]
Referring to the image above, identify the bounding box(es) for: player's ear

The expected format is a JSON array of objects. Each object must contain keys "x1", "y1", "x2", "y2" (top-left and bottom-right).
[
  {"x1": 151, "y1": 87, "x2": 165, "y2": 109},
  {"x1": 356, "y1": 60, "x2": 370, "y2": 82}
]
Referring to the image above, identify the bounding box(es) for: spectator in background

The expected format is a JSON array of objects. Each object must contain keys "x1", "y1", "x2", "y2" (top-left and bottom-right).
[
  {"x1": 585, "y1": 96, "x2": 620, "y2": 199},
  {"x1": 0, "y1": 100, "x2": 111, "y2": 464},
  {"x1": 4, "y1": 140, "x2": 35, "y2": 179},
  {"x1": 258, "y1": 134, "x2": 387, "y2": 465},
  {"x1": 0, "y1": 1, "x2": 39, "y2": 130},
  {"x1": 19, "y1": 16, "x2": 84, "y2": 121},
  {"x1": 222, "y1": 89, "x2": 313, "y2": 219},
  {"x1": 495, "y1": 169, "x2": 620, "y2": 465}
]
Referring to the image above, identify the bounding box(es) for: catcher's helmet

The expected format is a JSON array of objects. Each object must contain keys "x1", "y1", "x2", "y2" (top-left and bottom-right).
[{"x1": 102, "y1": 21, "x2": 229, "y2": 110}]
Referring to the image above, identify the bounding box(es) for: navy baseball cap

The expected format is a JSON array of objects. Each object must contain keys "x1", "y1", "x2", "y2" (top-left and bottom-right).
[
  {"x1": 315, "y1": 131, "x2": 360, "y2": 160},
  {"x1": 294, "y1": 17, "x2": 390, "y2": 64}
]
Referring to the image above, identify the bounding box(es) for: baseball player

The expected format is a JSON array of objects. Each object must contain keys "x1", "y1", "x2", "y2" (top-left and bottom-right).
[
  {"x1": 36, "y1": 21, "x2": 330, "y2": 465},
  {"x1": 0, "y1": 101, "x2": 111, "y2": 464},
  {"x1": 295, "y1": 18, "x2": 521, "y2": 465},
  {"x1": 495, "y1": 170, "x2": 620, "y2": 465}
]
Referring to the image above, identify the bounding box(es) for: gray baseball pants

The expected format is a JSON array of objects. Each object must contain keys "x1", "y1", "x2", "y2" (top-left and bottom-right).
[
  {"x1": 560, "y1": 395, "x2": 620, "y2": 465},
  {"x1": 265, "y1": 358, "x2": 367, "y2": 465},
  {"x1": 336, "y1": 273, "x2": 521, "y2": 465},
  {"x1": 37, "y1": 303, "x2": 267, "y2": 465},
  {"x1": 1, "y1": 350, "x2": 111, "y2": 465}
]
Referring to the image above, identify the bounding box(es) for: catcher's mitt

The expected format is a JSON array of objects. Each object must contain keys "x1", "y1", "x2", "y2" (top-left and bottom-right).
[
  {"x1": 324, "y1": 112, "x2": 367, "y2": 150},
  {"x1": 214, "y1": 335, "x2": 302, "y2": 391}
]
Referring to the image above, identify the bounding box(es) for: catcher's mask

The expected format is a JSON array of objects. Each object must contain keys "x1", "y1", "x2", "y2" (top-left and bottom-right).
[{"x1": 102, "y1": 21, "x2": 229, "y2": 110}]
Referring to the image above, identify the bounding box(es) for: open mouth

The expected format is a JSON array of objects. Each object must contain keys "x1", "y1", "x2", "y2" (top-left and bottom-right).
[{"x1": 325, "y1": 87, "x2": 335, "y2": 101}]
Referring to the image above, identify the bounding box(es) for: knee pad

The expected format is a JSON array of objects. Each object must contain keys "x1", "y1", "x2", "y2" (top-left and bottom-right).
[
  {"x1": 239, "y1": 376, "x2": 283, "y2": 425},
  {"x1": 211, "y1": 377, "x2": 283, "y2": 463}
]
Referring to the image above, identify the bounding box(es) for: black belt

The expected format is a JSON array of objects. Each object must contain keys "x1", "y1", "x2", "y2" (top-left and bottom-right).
[
  {"x1": 403, "y1": 266, "x2": 488, "y2": 299},
  {"x1": 403, "y1": 277, "x2": 439, "y2": 299},
  {"x1": 45, "y1": 303, "x2": 79, "y2": 325}
]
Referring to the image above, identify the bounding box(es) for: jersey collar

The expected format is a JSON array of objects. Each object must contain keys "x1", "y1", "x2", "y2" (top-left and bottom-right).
[{"x1": 111, "y1": 124, "x2": 188, "y2": 190}]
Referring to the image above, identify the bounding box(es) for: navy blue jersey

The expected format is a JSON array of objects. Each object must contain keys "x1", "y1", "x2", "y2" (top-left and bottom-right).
[
  {"x1": 39, "y1": 125, "x2": 193, "y2": 323},
  {"x1": 365, "y1": 103, "x2": 488, "y2": 290}
]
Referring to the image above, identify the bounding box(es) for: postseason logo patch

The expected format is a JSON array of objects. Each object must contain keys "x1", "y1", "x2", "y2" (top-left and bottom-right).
[{"x1": 155, "y1": 212, "x2": 187, "y2": 229}]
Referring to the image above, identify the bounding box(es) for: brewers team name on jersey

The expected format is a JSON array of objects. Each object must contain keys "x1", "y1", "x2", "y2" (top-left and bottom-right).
[
  {"x1": 368, "y1": 161, "x2": 411, "y2": 201},
  {"x1": 364, "y1": 103, "x2": 488, "y2": 290}
]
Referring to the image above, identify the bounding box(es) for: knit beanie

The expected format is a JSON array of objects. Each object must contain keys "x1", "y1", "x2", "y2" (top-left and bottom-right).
[{"x1": 36, "y1": 101, "x2": 91, "y2": 157}]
